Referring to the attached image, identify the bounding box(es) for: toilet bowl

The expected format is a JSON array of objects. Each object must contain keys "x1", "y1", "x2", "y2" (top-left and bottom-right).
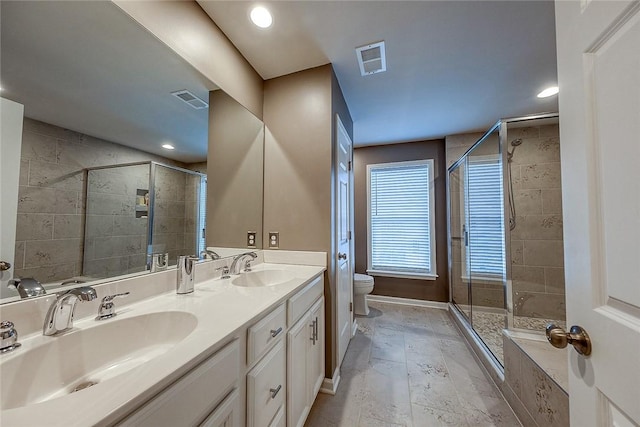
[{"x1": 354, "y1": 273, "x2": 375, "y2": 316}]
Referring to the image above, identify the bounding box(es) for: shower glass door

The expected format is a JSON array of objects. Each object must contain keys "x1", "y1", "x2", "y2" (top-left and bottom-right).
[
  {"x1": 448, "y1": 124, "x2": 507, "y2": 366},
  {"x1": 466, "y1": 127, "x2": 506, "y2": 363},
  {"x1": 449, "y1": 160, "x2": 471, "y2": 321}
]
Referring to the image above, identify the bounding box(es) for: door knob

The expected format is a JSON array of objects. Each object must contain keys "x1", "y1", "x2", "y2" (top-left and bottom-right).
[
  {"x1": 546, "y1": 324, "x2": 592, "y2": 356},
  {"x1": 338, "y1": 253, "x2": 347, "y2": 260},
  {"x1": 0, "y1": 261, "x2": 11, "y2": 271}
]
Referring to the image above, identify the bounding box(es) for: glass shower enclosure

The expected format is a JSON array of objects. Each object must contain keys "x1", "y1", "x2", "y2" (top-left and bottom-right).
[
  {"x1": 83, "y1": 161, "x2": 206, "y2": 279},
  {"x1": 448, "y1": 113, "x2": 565, "y2": 366}
]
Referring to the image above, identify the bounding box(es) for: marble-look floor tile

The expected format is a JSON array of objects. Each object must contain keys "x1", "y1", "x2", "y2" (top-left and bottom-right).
[
  {"x1": 412, "y1": 403, "x2": 471, "y2": 427},
  {"x1": 305, "y1": 301, "x2": 522, "y2": 427}
]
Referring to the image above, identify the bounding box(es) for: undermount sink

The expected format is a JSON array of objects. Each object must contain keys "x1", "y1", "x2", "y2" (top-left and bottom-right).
[
  {"x1": 232, "y1": 269, "x2": 295, "y2": 287},
  {"x1": 0, "y1": 310, "x2": 197, "y2": 410}
]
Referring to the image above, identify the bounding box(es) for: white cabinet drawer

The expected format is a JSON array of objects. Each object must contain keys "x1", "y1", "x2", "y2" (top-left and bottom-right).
[
  {"x1": 247, "y1": 303, "x2": 286, "y2": 365},
  {"x1": 287, "y1": 275, "x2": 323, "y2": 325},
  {"x1": 247, "y1": 340, "x2": 286, "y2": 427},
  {"x1": 118, "y1": 339, "x2": 239, "y2": 427},
  {"x1": 269, "y1": 405, "x2": 285, "y2": 427},
  {"x1": 200, "y1": 389, "x2": 240, "y2": 427}
]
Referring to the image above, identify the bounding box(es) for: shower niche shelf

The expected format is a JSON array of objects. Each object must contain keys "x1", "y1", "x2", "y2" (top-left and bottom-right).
[{"x1": 136, "y1": 188, "x2": 149, "y2": 218}]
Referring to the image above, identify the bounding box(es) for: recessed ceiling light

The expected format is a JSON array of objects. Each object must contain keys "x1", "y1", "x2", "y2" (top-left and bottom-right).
[
  {"x1": 250, "y1": 6, "x2": 272, "y2": 28},
  {"x1": 162, "y1": 144, "x2": 175, "y2": 150},
  {"x1": 537, "y1": 86, "x2": 559, "y2": 98}
]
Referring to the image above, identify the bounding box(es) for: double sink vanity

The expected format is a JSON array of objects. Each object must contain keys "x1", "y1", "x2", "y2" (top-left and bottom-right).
[{"x1": 0, "y1": 251, "x2": 326, "y2": 427}]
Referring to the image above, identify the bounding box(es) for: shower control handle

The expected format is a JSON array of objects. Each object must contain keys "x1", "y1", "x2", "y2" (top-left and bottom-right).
[{"x1": 545, "y1": 324, "x2": 592, "y2": 356}]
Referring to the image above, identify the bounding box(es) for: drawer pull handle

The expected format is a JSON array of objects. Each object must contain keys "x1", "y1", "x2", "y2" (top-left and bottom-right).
[
  {"x1": 270, "y1": 327, "x2": 283, "y2": 338},
  {"x1": 269, "y1": 384, "x2": 282, "y2": 399}
]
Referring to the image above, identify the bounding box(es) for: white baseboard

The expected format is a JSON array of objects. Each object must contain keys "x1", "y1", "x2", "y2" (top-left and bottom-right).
[
  {"x1": 367, "y1": 294, "x2": 448, "y2": 310},
  {"x1": 319, "y1": 367, "x2": 341, "y2": 395}
]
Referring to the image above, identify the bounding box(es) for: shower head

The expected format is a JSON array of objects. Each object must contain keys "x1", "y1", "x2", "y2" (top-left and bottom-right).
[{"x1": 507, "y1": 138, "x2": 522, "y2": 163}]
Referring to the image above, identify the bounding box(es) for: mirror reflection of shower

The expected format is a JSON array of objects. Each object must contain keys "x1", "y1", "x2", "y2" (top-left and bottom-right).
[{"x1": 506, "y1": 138, "x2": 523, "y2": 230}]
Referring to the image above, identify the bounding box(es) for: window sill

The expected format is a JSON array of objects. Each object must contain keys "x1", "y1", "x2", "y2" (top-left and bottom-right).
[
  {"x1": 366, "y1": 270, "x2": 438, "y2": 281},
  {"x1": 461, "y1": 275, "x2": 505, "y2": 283}
]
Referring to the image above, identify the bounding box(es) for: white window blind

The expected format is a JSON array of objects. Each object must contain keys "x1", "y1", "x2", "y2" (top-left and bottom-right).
[
  {"x1": 367, "y1": 159, "x2": 436, "y2": 279},
  {"x1": 466, "y1": 157, "x2": 505, "y2": 277}
]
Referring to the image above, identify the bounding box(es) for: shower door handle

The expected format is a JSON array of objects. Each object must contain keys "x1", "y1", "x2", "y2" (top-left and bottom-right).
[{"x1": 545, "y1": 324, "x2": 592, "y2": 356}]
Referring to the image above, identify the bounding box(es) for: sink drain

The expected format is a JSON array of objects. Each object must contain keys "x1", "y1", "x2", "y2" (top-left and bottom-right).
[{"x1": 71, "y1": 380, "x2": 98, "y2": 393}]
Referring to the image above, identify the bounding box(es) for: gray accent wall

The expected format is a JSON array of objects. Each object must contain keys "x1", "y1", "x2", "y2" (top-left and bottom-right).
[{"x1": 353, "y1": 140, "x2": 449, "y2": 302}]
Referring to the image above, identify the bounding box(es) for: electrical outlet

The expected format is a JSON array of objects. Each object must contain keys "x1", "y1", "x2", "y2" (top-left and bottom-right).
[
  {"x1": 269, "y1": 232, "x2": 279, "y2": 249},
  {"x1": 247, "y1": 231, "x2": 257, "y2": 248}
]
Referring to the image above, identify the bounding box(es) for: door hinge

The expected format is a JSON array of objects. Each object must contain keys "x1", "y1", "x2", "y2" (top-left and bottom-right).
[
  {"x1": 348, "y1": 230, "x2": 352, "y2": 240},
  {"x1": 349, "y1": 302, "x2": 353, "y2": 312},
  {"x1": 348, "y1": 161, "x2": 352, "y2": 171}
]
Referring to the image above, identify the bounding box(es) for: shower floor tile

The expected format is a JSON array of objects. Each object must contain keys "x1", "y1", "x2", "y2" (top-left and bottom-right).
[{"x1": 305, "y1": 301, "x2": 522, "y2": 427}]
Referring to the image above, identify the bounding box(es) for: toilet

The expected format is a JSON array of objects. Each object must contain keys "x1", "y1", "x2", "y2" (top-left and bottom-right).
[{"x1": 353, "y1": 273, "x2": 375, "y2": 316}]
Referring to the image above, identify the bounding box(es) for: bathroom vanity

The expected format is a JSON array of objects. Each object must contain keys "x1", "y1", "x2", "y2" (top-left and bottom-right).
[{"x1": 0, "y1": 252, "x2": 326, "y2": 427}]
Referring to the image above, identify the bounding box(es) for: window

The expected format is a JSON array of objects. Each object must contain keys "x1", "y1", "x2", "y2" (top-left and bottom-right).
[
  {"x1": 367, "y1": 159, "x2": 436, "y2": 280},
  {"x1": 465, "y1": 156, "x2": 505, "y2": 278}
]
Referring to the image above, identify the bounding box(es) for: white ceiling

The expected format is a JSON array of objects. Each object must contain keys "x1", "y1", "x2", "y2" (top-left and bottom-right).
[
  {"x1": 1, "y1": 1, "x2": 559, "y2": 157},
  {"x1": 1, "y1": 1, "x2": 216, "y2": 163},
  {"x1": 198, "y1": 1, "x2": 559, "y2": 146}
]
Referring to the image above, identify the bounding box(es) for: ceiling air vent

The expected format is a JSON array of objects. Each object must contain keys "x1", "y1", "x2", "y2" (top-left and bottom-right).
[
  {"x1": 355, "y1": 41, "x2": 386, "y2": 76},
  {"x1": 171, "y1": 90, "x2": 208, "y2": 110}
]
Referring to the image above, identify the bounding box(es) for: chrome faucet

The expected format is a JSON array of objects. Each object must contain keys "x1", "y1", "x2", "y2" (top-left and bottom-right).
[
  {"x1": 177, "y1": 255, "x2": 199, "y2": 294},
  {"x1": 230, "y1": 252, "x2": 258, "y2": 275},
  {"x1": 95, "y1": 292, "x2": 130, "y2": 320},
  {"x1": 43, "y1": 286, "x2": 97, "y2": 336},
  {"x1": 1, "y1": 321, "x2": 21, "y2": 353},
  {"x1": 8, "y1": 278, "x2": 46, "y2": 298},
  {"x1": 200, "y1": 249, "x2": 221, "y2": 260}
]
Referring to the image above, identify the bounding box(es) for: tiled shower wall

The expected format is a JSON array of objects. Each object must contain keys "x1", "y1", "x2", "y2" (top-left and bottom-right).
[
  {"x1": 508, "y1": 124, "x2": 565, "y2": 326},
  {"x1": 83, "y1": 165, "x2": 151, "y2": 278},
  {"x1": 151, "y1": 166, "x2": 199, "y2": 264},
  {"x1": 445, "y1": 123, "x2": 566, "y2": 328},
  {"x1": 14, "y1": 118, "x2": 198, "y2": 283}
]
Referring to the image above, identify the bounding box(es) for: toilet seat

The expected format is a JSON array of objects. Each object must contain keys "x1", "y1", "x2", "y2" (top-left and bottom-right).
[{"x1": 354, "y1": 273, "x2": 374, "y2": 287}]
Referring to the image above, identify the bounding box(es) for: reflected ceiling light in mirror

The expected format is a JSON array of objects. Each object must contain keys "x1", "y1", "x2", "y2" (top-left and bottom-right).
[
  {"x1": 162, "y1": 143, "x2": 175, "y2": 150},
  {"x1": 250, "y1": 6, "x2": 272, "y2": 28},
  {"x1": 537, "y1": 86, "x2": 559, "y2": 98}
]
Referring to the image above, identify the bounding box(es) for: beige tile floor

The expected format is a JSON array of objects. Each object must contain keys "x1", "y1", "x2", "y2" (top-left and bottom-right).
[{"x1": 305, "y1": 301, "x2": 522, "y2": 427}]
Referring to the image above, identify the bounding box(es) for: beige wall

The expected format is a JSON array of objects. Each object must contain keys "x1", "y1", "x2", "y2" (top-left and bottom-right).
[
  {"x1": 263, "y1": 65, "x2": 333, "y2": 252},
  {"x1": 113, "y1": 0, "x2": 264, "y2": 119},
  {"x1": 263, "y1": 64, "x2": 353, "y2": 376},
  {"x1": 353, "y1": 140, "x2": 449, "y2": 302},
  {"x1": 207, "y1": 90, "x2": 264, "y2": 249}
]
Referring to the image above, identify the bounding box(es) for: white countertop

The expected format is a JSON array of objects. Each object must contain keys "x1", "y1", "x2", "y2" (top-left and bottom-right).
[{"x1": 0, "y1": 262, "x2": 325, "y2": 427}]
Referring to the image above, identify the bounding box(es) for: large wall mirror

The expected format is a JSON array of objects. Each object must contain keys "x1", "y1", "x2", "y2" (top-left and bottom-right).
[{"x1": 0, "y1": 1, "x2": 264, "y2": 302}]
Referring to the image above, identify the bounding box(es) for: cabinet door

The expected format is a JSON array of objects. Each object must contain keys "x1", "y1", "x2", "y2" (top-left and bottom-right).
[
  {"x1": 309, "y1": 297, "x2": 325, "y2": 400},
  {"x1": 247, "y1": 340, "x2": 286, "y2": 427},
  {"x1": 287, "y1": 311, "x2": 312, "y2": 427},
  {"x1": 200, "y1": 390, "x2": 240, "y2": 427}
]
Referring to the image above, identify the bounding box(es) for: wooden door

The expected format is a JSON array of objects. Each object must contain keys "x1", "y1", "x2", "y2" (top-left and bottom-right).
[
  {"x1": 555, "y1": 1, "x2": 640, "y2": 425},
  {"x1": 335, "y1": 114, "x2": 353, "y2": 369}
]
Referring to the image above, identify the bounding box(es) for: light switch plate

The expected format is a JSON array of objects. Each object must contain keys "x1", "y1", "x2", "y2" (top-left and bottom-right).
[
  {"x1": 268, "y1": 232, "x2": 279, "y2": 249},
  {"x1": 247, "y1": 231, "x2": 257, "y2": 248}
]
